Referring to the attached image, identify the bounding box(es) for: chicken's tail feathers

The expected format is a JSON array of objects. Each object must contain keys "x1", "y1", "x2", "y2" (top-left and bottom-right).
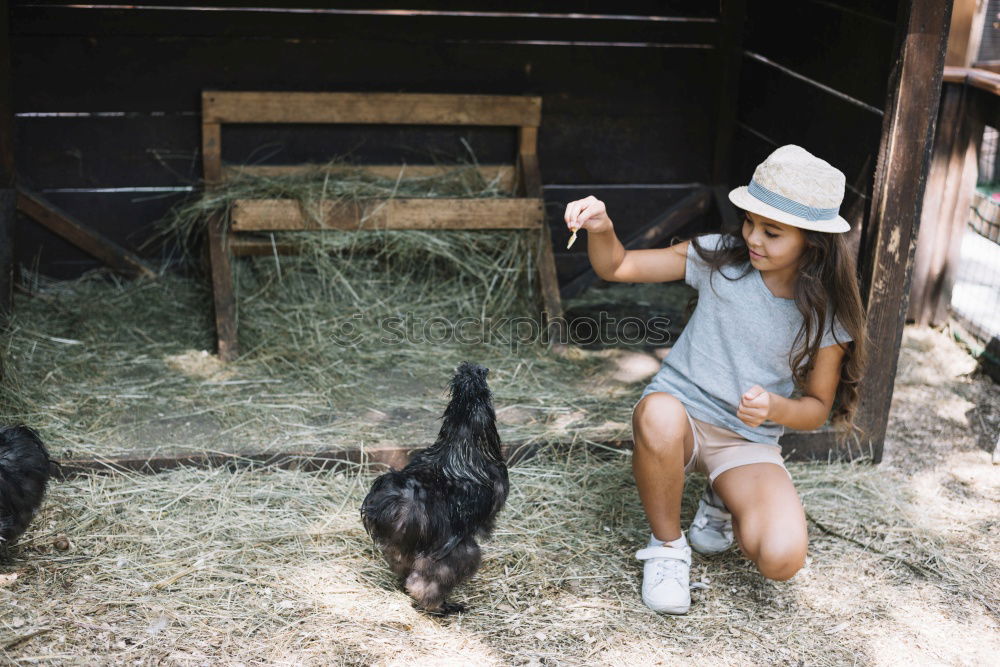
[{"x1": 360, "y1": 472, "x2": 436, "y2": 551}]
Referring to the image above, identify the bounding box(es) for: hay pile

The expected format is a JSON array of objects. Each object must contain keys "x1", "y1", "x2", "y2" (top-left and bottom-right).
[
  {"x1": 158, "y1": 160, "x2": 513, "y2": 255},
  {"x1": 1, "y1": 161, "x2": 689, "y2": 459},
  {"x1": 2, "y1": 436, "x2": 997, "y2": 664}
]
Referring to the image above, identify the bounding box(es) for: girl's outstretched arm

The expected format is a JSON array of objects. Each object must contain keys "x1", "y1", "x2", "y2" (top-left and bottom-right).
[
  {"x1": 737, "y1": 343, "x2": 847, "y2": 431},
  {"x1": 564, "y1": 195, "x2": 688, "y2": 283}
]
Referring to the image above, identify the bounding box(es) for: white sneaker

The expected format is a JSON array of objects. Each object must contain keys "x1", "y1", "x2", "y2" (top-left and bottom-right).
[
  {"x1": 689, "y1": 487, "x2": 734, "y2": 555},
  {"x1": 635, "y1": 543, "x2": 691, "y2": 614}
]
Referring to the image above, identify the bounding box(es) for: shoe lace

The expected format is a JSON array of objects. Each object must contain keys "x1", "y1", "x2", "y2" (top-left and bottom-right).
[
  {"x1": 636, "y1": 546, "x2": 690, "y2": 587},
  {"x1": 650, "y1": 557, "x2": 685, "y2": 587}
]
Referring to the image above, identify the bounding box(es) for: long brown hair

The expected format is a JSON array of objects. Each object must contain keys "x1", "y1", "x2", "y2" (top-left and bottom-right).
[{"x1": 690, "y1": 222, "x2": 867, "y2": 435}]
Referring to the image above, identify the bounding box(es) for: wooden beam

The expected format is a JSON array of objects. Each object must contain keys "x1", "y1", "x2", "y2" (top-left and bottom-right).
[
  {"x1": 942, "y1": 65, "x2": 1000, "y2": 95},
  {"x1": 15, "y1": 188, "x2": 157, "y2": 279},
  {"x1": 856, "y1": 0, "x2": 953, "y2": 463},
  {"x1": 517, "y1": 124, "x2": 564, "y2": 328},
  {"x1": 203, "y1": 91, "x2": 542, "y2": 127},
  {"x1": 50, "y1": 428, "x2": 866, "y2": 479},
  {"x1": 909, "y1": 79, "x2": 986, "y2": 326},
  {"x1": 207, "y1": 211, "x2": 238, "y2": 362},
  {"x1": 223, "y1": 164, "x2": 519, "y2": 193},
  {"x1": 201, "y1": 122, "x2": 222, "y2": 184},
  {"x1": 945, "y1": 0, "x2": 988, "y2": 68},
  {"x1": 560, "y1": 188, "x2": 711, "y2": 300},
  {"x1": 711, "y1": 0, "x2": 747, "y2": 185},
  {"x1": 230, "y1": 197, "x2": 544, "y2": 231}
]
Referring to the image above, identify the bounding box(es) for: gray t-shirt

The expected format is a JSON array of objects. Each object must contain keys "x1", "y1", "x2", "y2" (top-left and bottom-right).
[{"x1": 641, "y1": 233, "x2": 851, "y2": 444}]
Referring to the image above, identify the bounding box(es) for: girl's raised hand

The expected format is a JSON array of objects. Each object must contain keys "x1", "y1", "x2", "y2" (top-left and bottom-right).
[
  {"x1": 737, "y1": 385, "x2": 771, "y2": 427},
  {"x1": 564, "y1": 195, "x2": 613, "y2": 235}
]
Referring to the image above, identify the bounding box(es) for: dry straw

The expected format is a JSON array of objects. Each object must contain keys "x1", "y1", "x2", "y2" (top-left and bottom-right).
[
  {"x1": 2, "y1": 446, "x2": 996, "y2": 663},
  {"x1": 1, "y1": 161, "x2": 641, "y2": 459}
]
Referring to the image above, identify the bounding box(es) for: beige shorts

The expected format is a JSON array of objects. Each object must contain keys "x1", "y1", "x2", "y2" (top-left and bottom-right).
[{"x1": 681, "y1": 412, "x2": 791, "y2": 488}]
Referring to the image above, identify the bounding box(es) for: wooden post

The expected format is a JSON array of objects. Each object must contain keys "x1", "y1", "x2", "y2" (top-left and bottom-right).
[
  {"x1": 0, "y1": 3, "x2": 14, "y2": 325},
  {"x1": 202, "y1": 115, "x2": 239, "y2": 361},
  {"x1": 518, "y1": 124, "x2": 564, "y2": 336},
  {"x1": 856, "y1": 0, "x2": 954, "y2": 463}
]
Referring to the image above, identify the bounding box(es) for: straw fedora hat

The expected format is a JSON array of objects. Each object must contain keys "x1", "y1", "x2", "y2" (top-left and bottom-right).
[{"x1": 728, "y1": 144, "x2": 850, "y2": 233}]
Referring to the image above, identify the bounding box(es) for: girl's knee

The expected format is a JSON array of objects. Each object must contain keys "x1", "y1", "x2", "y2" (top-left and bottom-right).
[
  {"x1": 632, "y1": 393, "x2": 688, "y2": 452},
  {"x1": 731, "y1": 512, "x2": 807, "y2": 580},
  {"x1": 756, "y1": 538, "x2": 807, "y2": 581}
]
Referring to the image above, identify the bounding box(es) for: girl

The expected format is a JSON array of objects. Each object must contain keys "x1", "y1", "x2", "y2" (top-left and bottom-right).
[{"x1": 563, "y1": 145, "x2": 866, "y2": 614}]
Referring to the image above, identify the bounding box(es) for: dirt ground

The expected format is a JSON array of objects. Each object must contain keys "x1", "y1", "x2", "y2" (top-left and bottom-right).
[{"x1": 0, "y1": 324, "x2": 998, "y2": 665}]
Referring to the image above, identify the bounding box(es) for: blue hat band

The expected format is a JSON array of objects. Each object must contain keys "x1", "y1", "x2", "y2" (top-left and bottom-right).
[{"x1": 747, "y1": 179, "x2": 840, "y2": 222}]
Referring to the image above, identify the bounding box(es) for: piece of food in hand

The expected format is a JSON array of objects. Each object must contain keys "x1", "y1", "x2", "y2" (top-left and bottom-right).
[{"x1": 567, "y1": 226, "x2": 579, "y2": 250}]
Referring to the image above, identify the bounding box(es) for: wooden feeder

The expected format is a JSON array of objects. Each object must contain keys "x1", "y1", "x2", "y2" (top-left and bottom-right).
[{"x1": 200, "y1": 91, "x2": 561, "y2": 361}]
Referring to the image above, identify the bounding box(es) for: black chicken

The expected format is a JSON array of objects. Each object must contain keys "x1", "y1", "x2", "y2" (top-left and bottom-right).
[
  {"x1": 0, "y1": 425, "x2": 51, "y2": 555},
  {"x1": 361, "y1": 362, "x2": 509, "y2": 614}
]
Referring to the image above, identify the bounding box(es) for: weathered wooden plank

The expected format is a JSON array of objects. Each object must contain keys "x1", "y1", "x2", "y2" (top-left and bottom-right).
[
  {"x1": 0, "y1": 5, "x2": 13, "y2": 323},
  {"x1": 230, "y1": 197, "x2": 544, "y2": 231},
  {"x1": 743, "y1": 0, "x2": 897, "y2": 110},
  {"x1": 11, "y1": 4, "x2": 718, "y2": 43},
  {"x1": 203, "y1": 91, "x2": 542, "y2": 127},
  {"x1": 223, "y1": 164, "x2": 518, "y2": 192},
  {"x1": 230, "y1": 237, "x2": 300, "y2": 257},
  {"x1": 712, "y1": 0, "x2": 746, "y2": 184},
  {"x1": 908, "y1": 81, "x2": 984, "y2": 326},
  {"x1": 520, "y1": 150, "x2": 564, "y2": 326},
  {"x1": 201, "y1": 122, "x2": 222, "y2": 184},
  {"x1": 15, "y1": 1, "x2": 717, "y2": 17},
  {"x1": 856, "y1": 0, "x2": 953, "y2": 463},
  {"x1": 14, "y1": 107, "x2": 709, "y2": 188},
  {"x1": 560, "y1": 187, "x2": 710, "y2": 299},
  {"x1": 50, "y1": 427, "x2": 863, "y2": 479},
  {"x1": 736, "y1": 56, "x2": 884, "y2": 194},
  {"x1": 15, "y1": 188, "x2": 157, "y2": 278},
  {"x1": 207, "y1": 210, "x2": 238, "y2": 361},
  {"x1": 907, "y1": 83, "x2": 963, "y2": 325}
]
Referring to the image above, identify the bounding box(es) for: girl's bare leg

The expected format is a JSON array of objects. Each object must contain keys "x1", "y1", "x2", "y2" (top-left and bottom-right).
[
  {"x1": 713, "y1": 463, "x2": 808, "y2": 580},
  {"x1": 631, "y1": 393, "x2": 695, "y2": 542}
]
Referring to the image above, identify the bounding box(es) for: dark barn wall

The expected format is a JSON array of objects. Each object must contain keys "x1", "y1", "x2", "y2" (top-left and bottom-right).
[
  {"x1": 9, "y1": 1, "x2": 723, "y2": 280},
  {"x1": 729, "y1": 0, "x2": 899, "y2": 238}
]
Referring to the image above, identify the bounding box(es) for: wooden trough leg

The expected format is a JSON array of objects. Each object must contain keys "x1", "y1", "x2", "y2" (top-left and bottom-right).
[
  {"x1": 208, "y1": 211, "x2": 239, "y2": 361},
  {"x1": 518, "y1": 126, "x2": 564, "y2": 348}
]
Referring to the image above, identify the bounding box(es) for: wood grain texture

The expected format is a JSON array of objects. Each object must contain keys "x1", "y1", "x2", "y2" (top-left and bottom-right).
[
  {"x1": 230, "y1": 197, "x2": 544, "y2": 231},
  {"x1": 907, "y1": 81, "x2": 984, "y2": 326},
  {"x1": 856, "y1": 0, "x2": 953, "y2": 463},
  {"x1": 203, "y1": 91, "x2": 542, "y2": 127},
  {"x1": 51, "y1": 428, "x2": 865, "y2": 479},
  {"x1": 222, "y1": 164, "x2": 518, "y2": 193},
  {"x1": 207, "y1": 210, "x2": 238, "y2": 361},
  {"x1": 201, "y1": 122, "x2": 222, "y2": 184}
]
